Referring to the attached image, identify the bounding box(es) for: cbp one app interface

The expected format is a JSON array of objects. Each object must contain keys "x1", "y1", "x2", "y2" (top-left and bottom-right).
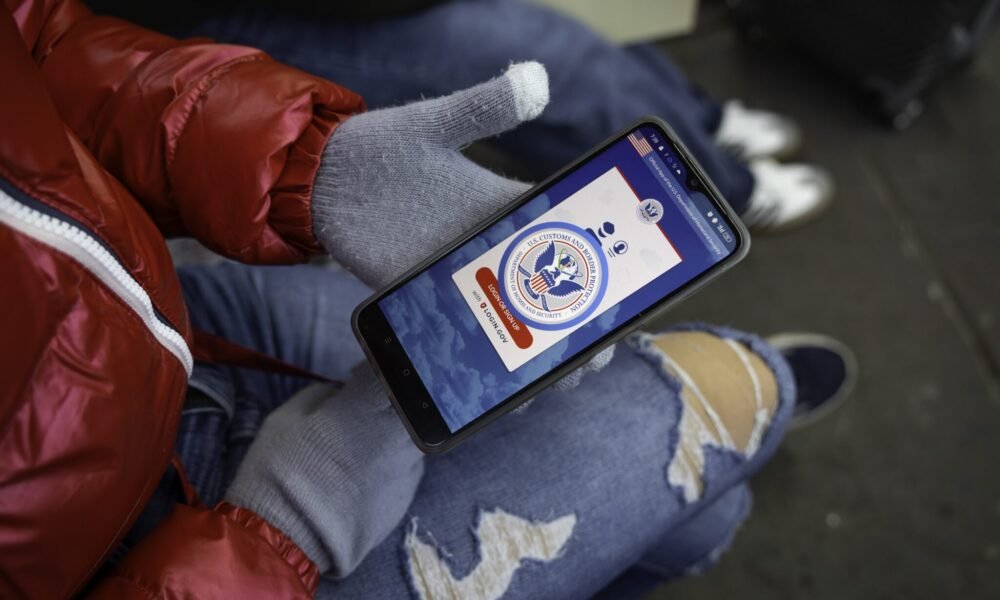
[
  {"x1": 380, "y1": 127, "x2": 736, "y2": 433},
  {"x1": 452, "y1": 167, "x2": 681, "y2": 371}
]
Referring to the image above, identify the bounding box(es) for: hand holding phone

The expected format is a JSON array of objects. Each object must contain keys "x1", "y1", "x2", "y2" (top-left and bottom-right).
[
  {"x1": 223, "y1": 65, "x2": 622, "y2": 576},
  {"x1": 314, "y1": 61, "x2": 619, "y2": 443},
  {"x1": 355, "y1": 119, "x2": 749, "y2": 453}
]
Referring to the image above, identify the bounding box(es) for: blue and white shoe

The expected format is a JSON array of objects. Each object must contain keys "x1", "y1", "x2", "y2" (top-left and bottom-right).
[
  {"x1": 742, "y1": 159, "x2": 835, "y2": 234},
  {"x1": 767, "y1": 332, "x2": 858, "y2": 429}
]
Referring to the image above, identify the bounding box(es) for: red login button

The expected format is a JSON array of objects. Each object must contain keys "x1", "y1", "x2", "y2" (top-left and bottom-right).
[{"x1": 475, "y1": 268, "x2": 534, "y2": 349}]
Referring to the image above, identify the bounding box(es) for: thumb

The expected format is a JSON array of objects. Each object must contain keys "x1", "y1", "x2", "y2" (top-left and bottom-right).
[{"x1": 402, "y1": 61, "x2": 549, "y2": 149}]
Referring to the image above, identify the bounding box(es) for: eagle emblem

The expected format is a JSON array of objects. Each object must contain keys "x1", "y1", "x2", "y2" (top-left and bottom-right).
[
  {"x1": 519, "y1": 241, "x2": 585, "y2": 312},
  {"x1": 498, "y1": 221, "x2": 608, "y2": 331}
]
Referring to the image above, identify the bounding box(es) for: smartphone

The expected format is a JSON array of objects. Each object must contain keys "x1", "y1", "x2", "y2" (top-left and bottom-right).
[{"x1": 353, "y1": 117, "x2": 749, "y2": 453}]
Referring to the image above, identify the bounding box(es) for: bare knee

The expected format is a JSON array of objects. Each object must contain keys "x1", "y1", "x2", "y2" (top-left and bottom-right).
[{"x1": 640, "y1": 331, "x2": 779, "y2": 501}]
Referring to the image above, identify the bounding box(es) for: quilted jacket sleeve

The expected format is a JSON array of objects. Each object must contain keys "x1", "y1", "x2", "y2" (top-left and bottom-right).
[{"x1": 8, "y1": 0, "x2": 365, "y2": 263}]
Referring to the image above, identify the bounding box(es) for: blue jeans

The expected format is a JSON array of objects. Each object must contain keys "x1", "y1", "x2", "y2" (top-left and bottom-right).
[
  {"x1": 126, "y1": 261, "x2": 792, "y2": 598},
  {"x1": 172, "y1": 0, "x2": 754, "y2": 214}
]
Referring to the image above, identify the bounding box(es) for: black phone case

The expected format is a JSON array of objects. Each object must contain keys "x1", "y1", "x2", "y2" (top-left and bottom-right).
[{"x1": 352, "y1": 116, "x2": 751, "y2": 453}]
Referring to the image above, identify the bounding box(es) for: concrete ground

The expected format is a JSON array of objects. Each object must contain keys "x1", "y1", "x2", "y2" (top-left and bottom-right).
[{"x1": 644, "y1": 6, "x2": 1000, "y2": 600}]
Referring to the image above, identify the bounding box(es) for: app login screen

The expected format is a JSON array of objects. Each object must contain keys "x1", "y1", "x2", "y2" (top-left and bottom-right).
[
  {"x1": 379, "y1": 126, "x2": 737, "y2": 432},
  {"x1": 452, "y1": 166, "x2": 681, "y2": 371}
]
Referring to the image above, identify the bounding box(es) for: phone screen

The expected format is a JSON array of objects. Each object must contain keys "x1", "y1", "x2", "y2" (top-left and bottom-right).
[{"x1": 376, "y1": 124, "x2": 740, "y2": 434}]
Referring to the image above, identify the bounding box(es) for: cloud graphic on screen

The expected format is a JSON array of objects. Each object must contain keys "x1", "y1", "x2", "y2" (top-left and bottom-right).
[
  {"x1": 379, "y1": 188, "x2": 629, "y2": 431},
  {"x1": 383, "y1": 263, "x2": 522, "y2": 428},
  {"x1": 382, "y1": 269, "x2": 637, "y2": 431},
  {"x1": 594, "y1": 305, "x2": 621, "y2": 330}
]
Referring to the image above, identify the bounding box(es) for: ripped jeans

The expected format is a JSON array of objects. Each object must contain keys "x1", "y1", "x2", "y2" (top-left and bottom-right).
[{"x1": 154, "y1": 261, "x2": 793, "y2": 599}]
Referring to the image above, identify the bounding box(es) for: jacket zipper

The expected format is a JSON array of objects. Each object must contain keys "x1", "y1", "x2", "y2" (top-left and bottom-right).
[{"x1": 0, "y1": 183, "x2": 193, "y2": 376}]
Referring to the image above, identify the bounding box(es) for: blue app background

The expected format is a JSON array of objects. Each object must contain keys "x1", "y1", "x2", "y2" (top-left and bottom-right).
[{"x1": 380, "y1": 126, "x2": 736, "y2": 432}]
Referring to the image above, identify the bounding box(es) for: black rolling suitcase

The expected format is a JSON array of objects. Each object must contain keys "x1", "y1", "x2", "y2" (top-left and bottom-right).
[{"x1": 729, "y1": 0, "x2": 1000, "y2": 128}]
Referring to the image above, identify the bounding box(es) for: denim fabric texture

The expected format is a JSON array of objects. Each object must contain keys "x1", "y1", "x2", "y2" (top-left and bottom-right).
[
  {"x1": 121, "y1": 261, "x2": 792, "y2": 598},
  {"x1": 171, "y1": 0, "x2": 754, "y2": 214}
]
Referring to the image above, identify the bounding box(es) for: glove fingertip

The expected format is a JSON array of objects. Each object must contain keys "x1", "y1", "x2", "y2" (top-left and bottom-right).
[
  {"x1": 505, "y1": 61, "x2": 549, "y2": 122},
  {"x1": 590, "y1": 345, "x2": 616, "y2": 371}
]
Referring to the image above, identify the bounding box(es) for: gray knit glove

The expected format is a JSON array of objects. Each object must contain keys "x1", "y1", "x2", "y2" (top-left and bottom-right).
[
  {"x1": 312, "y1": 62, "x2": 545, "y2": 289},
  {"x1": 226, "y1": 63, "x2": 612, "y2": 577},
  {"x1": 310, "y1": 60, "x2": 614, "y2": 380},
  {"x1": 225, "y1": 370, "x2": 414, "y2": 577}
]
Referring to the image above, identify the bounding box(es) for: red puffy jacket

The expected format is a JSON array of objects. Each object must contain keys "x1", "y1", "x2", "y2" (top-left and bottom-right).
[{"x1": 0, "y1": 1, "x2": 365, "y2": 596}]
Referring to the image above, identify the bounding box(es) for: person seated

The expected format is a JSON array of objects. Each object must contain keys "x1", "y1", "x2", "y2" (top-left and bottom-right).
[{"x1": 0, "y1": 1, "x2": 854, "y2": 597}]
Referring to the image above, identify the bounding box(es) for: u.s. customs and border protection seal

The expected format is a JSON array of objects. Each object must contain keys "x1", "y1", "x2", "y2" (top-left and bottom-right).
[{"x1": 498, "y1": 222, "x2": 609, "y2": 331}]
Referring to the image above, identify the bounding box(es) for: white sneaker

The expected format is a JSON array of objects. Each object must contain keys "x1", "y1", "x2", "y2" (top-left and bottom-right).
[
  {"x1": 743, "y1": 159, "x2": 834, "y2": 234},
  {"x1": 715, "y1": 100, "x2": 802, "y2": 161}
]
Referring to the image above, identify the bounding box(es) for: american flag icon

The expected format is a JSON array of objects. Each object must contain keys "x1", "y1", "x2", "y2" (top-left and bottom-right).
[
  {"x1": 530, "y1": 272, "x2": 552, "y2": 294},
  {"x1": 628, "y1": 132, "x2": 654, "y2": 157}
]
